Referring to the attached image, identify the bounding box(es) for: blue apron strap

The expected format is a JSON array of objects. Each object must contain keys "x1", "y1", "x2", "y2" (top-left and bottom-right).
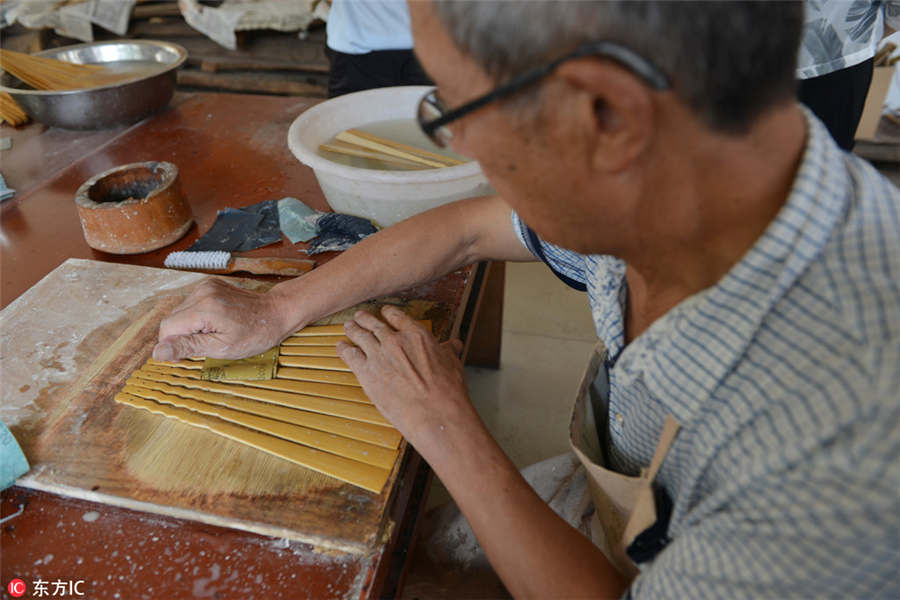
[{"x1": 524, "y1": 226, "x2": 588, "y2": 292}]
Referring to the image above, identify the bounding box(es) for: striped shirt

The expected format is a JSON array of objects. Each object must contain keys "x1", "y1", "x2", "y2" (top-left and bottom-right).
[{"x1": 511, "y1": 108, "x2": 900, "y2": 598}]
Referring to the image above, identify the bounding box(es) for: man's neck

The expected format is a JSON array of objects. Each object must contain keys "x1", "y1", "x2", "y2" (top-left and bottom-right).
[{"x1": 623, "y1": 103, "x2": 808, "y2": 343}]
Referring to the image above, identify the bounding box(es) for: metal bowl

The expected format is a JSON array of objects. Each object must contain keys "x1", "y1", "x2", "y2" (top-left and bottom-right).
[{"x1": 0, "y1": 40, "x2": 187, "y2": 130}]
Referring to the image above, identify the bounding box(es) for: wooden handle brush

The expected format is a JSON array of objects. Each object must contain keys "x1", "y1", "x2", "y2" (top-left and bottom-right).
[{"x1": 164, "y1": 251, "x2": 315, "y2": 276}]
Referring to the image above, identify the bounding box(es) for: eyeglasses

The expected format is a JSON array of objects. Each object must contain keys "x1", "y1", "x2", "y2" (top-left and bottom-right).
[{"x1": 417, "y1": 41, "x2": 670, "y2": 147}]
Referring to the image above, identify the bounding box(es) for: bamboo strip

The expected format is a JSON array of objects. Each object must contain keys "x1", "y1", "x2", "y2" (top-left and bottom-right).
[
  {"x1": 152, "y1": 358, "x2": 359, "y2": 385},
  {"x1": 335, "y1": 131, "x2": 447, "y2": 168},
  {"x1": 289, "y1": 320, "x2": 431, "y2": 337},
  {"x1": 319, "y1": 141, "x2": 429, "y2": 169},
  {"x1": 128, "y1": 376, "x2": 400, "y2": 449},
  {"x1": 281, "y1": 334, "x2": 350, "y2": 346},
  {"x1": 346, "y1": 129, "x2": 466, "y2": 166},
  {"x1": 291, "y1": 324, "x2": 353, "y2": 336},
  {"x1": 141, "y1": 364, "x2": 374, "y2": 404},
  {"x1": 272, "y1": 370, "x2": 367, "y2": 401},
  {"x1": 115, "y1": 393, "x2": 389, "y2": 493},
  {"x1": 148, "y1": 358, "x2": 202, "y2": 369},
  {"x1": 271, "y1": 365, "x2": 360, "y2": 387},
  {"x1": 121, "y1": 384, "x2": 398, "y2": 469},
  {"x1": 131, "y1": 369, "x2": 388, "y2": 425},
  {"x1": 278, "y1": 346, "x2": 340, "y2": 357},
  {"x1": 277, "y1": 356, "x2": 351, "y2": 372}
]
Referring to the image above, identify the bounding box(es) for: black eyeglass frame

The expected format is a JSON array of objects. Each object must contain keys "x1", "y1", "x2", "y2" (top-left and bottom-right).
[{"x1": 418, "y1": 40, "x2": 671, "y2": 146}]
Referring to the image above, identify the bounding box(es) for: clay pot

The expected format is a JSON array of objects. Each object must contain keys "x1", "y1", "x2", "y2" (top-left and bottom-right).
[{"x1": 75, "y1": 161, "x2": 193, "y2": 254}]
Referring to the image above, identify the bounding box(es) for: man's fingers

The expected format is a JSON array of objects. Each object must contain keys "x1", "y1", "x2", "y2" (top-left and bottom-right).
[
  {"x1": 381, "y1": 305, "x2": 420, "y2": 331},
  {"x1": 336, "y1": 341, "x2": 366, "y2": 368},
  {"x1": 443, "y1": 338, "x2": 464, "y2": 357},
  {"x1": 344, "y1": 320, "x2": 379, "y2": 353},
  {"x1": 352, "y1": 310, "x2": 395, "y2": 340},
  {"x1": 153, "y1": 334, "x2": 212, "y2": 361},
  {"x1": 157, "y1": 309, "x2": 213, "y2": 342}
]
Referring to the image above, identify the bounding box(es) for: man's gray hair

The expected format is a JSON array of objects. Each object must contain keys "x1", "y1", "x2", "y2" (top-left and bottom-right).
[{"x1": 432, "y1": 1, "x2": 804, "y2": 133}]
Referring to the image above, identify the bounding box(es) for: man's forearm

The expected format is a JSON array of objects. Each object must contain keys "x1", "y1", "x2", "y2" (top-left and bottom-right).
[
  {"x1": 269, "y1": 196, "x2": 531, "y2": 332},
  {"x1": 423, "y1": 416, "x2": 629, "y2": 599}
]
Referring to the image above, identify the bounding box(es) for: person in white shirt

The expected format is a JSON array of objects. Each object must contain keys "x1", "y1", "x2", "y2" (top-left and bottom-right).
[
  {"x1": 798, "y1": 0, "x2": 900, "y2": 149},
  {"x1": 325, "y1": 0, "x2": 430, "y2": 97}
]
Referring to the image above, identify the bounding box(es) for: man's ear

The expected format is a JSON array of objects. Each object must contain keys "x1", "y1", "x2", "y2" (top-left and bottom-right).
[{"x1": 556, "y1": 58, "x2": 655, "y2": 172}]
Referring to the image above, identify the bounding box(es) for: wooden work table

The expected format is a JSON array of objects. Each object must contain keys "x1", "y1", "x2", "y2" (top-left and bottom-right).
[{"x1": 0, "y1": 93, "x2": 503, "y2": 599}]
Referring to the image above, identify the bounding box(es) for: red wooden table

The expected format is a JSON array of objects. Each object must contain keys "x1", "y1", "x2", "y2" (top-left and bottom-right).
[{"x1": 0, "y1": 93, "x2": 502, "y2": 599}]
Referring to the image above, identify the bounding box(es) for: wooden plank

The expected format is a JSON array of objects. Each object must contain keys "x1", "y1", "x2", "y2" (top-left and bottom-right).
[
  {"x1": 177, "y1": 70, "x2": 327, "y2": 97},
  {"x1": 463, "y1": 261, "x2": 505, "y2": 369},
  {"x1": 194, "y1": 55, "x2": 330, "y2": 74},
  {"x1": 132, "y1": 2, "x2": 183, "y2": 19}
]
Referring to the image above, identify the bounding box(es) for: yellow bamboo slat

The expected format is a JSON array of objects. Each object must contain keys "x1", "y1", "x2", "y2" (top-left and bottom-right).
[
  {"x1": 131, "y1": 369, "x2": 389, "y2": 425},
  {"x1": 278, "y1": 346, "x2": 340, "y2": 358},
  {"x1": 121, "y1": 385, "x2": 398, "y2": 469},
  {"x1": 148, "y1": 358, "x2": 202, "y2": 369},
  {"x1": 284, "y1": 320, "x2": 431, "y2": 344},
  {"x1": 335, "y1": 130, "x2": 448, "y2": 168},
  {"x1": 290, "y1": 324, "x2": 351, "y2": 336},
  {"x1": 319, "y1": 142, "x2": 428, "y2": 169},
  {"x1": 346, "y1": 129, "x2": 466, "y2": 166},
  {"x1": 115, "y1": 394, "x2": 389, "y2": 493},
  {"x1": 271, "y1": 364, "x2": 360, "y2": 386},
  {"x1": 281, "y1": 335, "x2": 350, "y2": 346},
  {"x1": 141, "y1": 364, "x2": 374, "y2": 404},
  {"x1": 276, "y1": 355, "x2": 351, "y2": 372},
  {"x1": 127, "y1": 376, "x2": 400, "y2": 449}
]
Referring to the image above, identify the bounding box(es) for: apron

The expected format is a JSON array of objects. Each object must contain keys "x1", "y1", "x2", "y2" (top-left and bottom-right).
[{"x1": 568, "y1": 341, "x2": 680, "y2": 578}]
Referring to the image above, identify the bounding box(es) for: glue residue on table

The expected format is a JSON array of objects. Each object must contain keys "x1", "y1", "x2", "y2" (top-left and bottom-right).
[{"x1": 0, "y1": 259, "x2": 205, "y2": 429}]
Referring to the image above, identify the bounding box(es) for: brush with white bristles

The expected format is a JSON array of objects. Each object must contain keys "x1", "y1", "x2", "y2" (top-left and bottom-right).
[{"x1": 164, "y1": 251, "x2": 315, "y2": 276}]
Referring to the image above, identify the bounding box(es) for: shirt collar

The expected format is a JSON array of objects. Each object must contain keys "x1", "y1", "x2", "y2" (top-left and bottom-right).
[{"x1": 613, "y1": 107, "x2": 848, "y2": 423}]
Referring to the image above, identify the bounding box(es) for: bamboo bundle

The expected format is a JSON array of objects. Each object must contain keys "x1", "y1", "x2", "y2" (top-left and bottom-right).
[
  {"x1": 0, "y1": 49, "x2": 127, "y2": 91},
  {"x1": 0, "y1": 92, "x2": 28, "y2": 126},
  {"x1": 319, "y1": 128, "x2": 469, "y2": 170}
]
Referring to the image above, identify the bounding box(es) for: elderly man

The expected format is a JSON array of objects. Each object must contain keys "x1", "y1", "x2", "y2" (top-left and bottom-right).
[{"x1": 154, "y1": 1, "x2": 900, "y2": 597}]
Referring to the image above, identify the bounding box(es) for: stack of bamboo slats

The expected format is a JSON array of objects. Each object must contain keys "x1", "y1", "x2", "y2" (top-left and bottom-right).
[{"x1": 319, "y1": 128, "x2": 467, "y2": 170}]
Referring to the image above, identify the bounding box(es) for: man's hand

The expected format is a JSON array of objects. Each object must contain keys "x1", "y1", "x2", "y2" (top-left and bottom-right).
[
  {"x1": 153, "y1": 278, "x2": 294, "y2": 361},
  {"x1": 337, "y1": 306, "x2": 470, "y2": 449}
]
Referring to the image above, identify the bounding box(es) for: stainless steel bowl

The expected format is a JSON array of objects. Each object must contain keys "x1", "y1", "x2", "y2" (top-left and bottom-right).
[{"x1": 0, "y1": 40, "x2": 187, "y2": 130}]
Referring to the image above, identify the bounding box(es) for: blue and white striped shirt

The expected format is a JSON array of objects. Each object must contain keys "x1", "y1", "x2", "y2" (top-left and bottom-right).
[{"x1": 512, "y1": 108, "x2": 900, "y2": 598}]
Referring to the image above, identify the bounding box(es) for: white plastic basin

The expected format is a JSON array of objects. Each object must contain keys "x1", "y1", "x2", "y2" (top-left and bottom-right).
[{"x1": 287, "y1": 86, "x2": 493, "y2": 227}]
